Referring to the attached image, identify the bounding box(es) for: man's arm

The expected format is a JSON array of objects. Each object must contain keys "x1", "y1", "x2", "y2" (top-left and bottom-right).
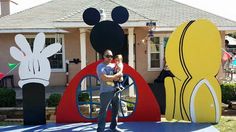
[{"x1": 100, "y1": 72, "x2": 122, "y2": 82}]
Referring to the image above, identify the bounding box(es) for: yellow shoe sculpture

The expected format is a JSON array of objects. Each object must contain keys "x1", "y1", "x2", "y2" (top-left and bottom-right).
[{"x1": 164, "y1": 19, "x2": 221, "y2": 123}]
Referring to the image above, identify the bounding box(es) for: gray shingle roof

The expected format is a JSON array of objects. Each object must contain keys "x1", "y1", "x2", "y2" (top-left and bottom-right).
[
  {"x1": 0, "y1": 0, "x2": 235, "y2": 30},
  {"x1": 57, "y1": 0, "x2": 148, "y2": 22}
]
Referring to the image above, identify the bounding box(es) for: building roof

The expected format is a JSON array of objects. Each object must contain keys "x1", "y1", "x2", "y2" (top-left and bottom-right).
[{"x1": 0, "y1": 0, "x2": 236, "y2": 32}]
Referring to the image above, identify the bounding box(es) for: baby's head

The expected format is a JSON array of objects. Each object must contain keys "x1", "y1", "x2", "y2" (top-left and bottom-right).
[{"x1": 114, "y1": 54, "x2": 123, "y2": 63}]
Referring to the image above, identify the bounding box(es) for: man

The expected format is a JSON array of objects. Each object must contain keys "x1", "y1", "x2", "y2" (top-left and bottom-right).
[{"x1": 96, "y1": 49, "x2": 123, "y2": 132}]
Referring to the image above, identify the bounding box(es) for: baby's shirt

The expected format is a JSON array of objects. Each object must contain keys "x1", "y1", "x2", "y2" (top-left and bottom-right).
[{"x1": 114, "y1": 62, "x2": 123, "y2": 73}]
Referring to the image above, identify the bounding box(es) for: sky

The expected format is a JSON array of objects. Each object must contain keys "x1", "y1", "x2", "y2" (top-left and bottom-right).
[
  {"x1": 10, "y1": 0, "x2": 236, "y2": 21},
  {"x1": 10, "y1": 0, "x2": 51, "y2": 14}
]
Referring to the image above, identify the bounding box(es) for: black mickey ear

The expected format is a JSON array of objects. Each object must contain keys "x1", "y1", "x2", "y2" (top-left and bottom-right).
[
  {"x1": 111, "y1": 6, "x2": 129, "y2": 24},
  {"x1": 83, "y1": 8, "x2": 101, "y2": 26}
]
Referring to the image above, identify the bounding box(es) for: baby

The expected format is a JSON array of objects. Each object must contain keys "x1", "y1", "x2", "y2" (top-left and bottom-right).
[{"x1": 113, "y1": 54, "x2": 125, "y2": 93}]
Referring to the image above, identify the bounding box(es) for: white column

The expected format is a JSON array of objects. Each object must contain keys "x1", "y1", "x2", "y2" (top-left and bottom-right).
[
  {"x1": 80, "y1": 28, "x2": 86, "y2": 69},
  {"x1": 80, "y1": 28, "x2": 86, "y2": 91},
  {"x1": 128, "y1": 28, "x2": 135, "y2": 97},
  {"x1": 128, "y1": 28, "x2": 134, "y2": 68}
]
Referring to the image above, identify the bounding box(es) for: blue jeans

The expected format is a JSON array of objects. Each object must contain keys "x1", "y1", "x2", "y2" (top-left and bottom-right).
[{"x1": 97, "y1": 91, "x2": 120, "y2": 132}]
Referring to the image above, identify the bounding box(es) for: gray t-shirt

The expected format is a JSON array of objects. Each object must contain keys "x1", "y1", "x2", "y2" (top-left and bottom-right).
[{"x1": 97, "y1": 62, "x2": 115, "y2": 94}]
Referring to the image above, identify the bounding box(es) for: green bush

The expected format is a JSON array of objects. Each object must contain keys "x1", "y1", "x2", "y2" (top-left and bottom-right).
[
  {"x1": 127, "y1": 102, "x2": 135, "y2": 110},
  {"x1": 0, "y1": 88, "x2": 16, "y2": 107},
  {"x1": 125, "y1": 98, "x2": 135, "y2": 110},
  {"x1": 221, "y1": 83, "x2": 236, "y2": 103},
  {"x1": 47, "y1": 93, "x2": 61, "y2": 107},
  {"x1": 78, "y1": 92, "x2": 89, "y2": 102}
]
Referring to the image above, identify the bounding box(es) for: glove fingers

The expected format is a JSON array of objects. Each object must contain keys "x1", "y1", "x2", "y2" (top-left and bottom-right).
[
  {"x1": 28, "y1": 59, "x2": 34, "y2": 74},
  {"x1": 15, "y1": 34, "x2": 32, "y2": 56},
  {"x1": 10, "y1": 47, "x2": 25, "y2": 61},
  {"x1": 33, "y1": 59, "x2": 40, "y2": 74},
  {"x1": 42, "y1": 43, "x2": 62, "y2": 57},
  {"x1": 33, "y1": 32, "x2": 45, "y2": 54}
]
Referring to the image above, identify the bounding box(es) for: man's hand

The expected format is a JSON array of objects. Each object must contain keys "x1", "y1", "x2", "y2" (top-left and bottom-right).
[
  {"x1": 113, "y1": 72, "x2": 122, "y2": 81},
  {"x1": 100, "y1": 72, "x2": 122, "y2": 82}
]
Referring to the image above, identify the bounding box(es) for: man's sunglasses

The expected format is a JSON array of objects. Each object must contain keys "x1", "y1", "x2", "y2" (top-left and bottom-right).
[{"x1": 105, "y1": 55, "x2": 113, "y2": 58}]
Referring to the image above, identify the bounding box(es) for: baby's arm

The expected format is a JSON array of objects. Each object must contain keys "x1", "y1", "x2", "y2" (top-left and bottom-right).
[
  {"x1": 117, "y1": 63, "x2": 123, "y2": 73},
  {"x1": 117, "y1": 63, "x2": 124, "y2": 81}
]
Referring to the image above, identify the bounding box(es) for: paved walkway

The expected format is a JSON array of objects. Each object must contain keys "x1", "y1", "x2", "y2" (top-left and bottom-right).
[{"x1": 0, "y1": 122, "x2": 218, "y2": 132}]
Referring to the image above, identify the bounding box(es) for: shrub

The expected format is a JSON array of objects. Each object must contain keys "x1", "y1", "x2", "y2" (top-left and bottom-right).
[
  {"x1": 0, "y1": 88, "x2": 16, "y2": 107},
  {"x1": 127, "y1": 102, "x2": 135, "y2": 110},
  {"x1": 221, "y1": 83, "x2": 236, "y2": 103},
  {"x1": 125, "y1": 98, "x2": 135, "y2": 110},
  {"x1": 47, "y1": 93, "x2": 61, "y2": 107},
  {"x1": 78, "y1": 92, "x2": 89, "y2": 102}
]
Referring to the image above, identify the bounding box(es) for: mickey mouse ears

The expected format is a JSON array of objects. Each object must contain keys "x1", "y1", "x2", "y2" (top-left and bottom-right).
[
  {"x1": 112, "y1": 6, "x2": 129, "y2": 24},
  {"x1": 83, "y1": 6, "x2": 129, "y2": 25},
  {"x1": 83, "y1": 8, "x2": 101, "y2": 26}
]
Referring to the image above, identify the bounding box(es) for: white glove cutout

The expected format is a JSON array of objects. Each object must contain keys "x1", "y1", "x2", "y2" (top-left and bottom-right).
[{"x1": 10, "y1": 32, "x2": 62, "y2": 88}]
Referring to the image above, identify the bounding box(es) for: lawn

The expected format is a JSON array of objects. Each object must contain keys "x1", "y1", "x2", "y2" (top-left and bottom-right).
[
  {"x1": 214, "y1": 116, "x2": 236, "y2": 132},
  {"x1": 161, "y1": 116, "x2": 236, "y2": 132},
  {"x1": 0, "y1": 121, "x2": 22, "y2": 125}
]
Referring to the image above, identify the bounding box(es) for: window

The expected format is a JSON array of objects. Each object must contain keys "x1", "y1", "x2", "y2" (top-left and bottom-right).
[
  {"x1": 77, "y1": 75, "x2": 137, "y2": 119},
  {"x1": 147, "y1": 35, "x2": 169, "y2": 71},
  {"x1": 26, "y1": 34, "x2": 65, "y2": 72},
  {"x1": 164, "y1": 37, "x2": 169, "y2": 48}
]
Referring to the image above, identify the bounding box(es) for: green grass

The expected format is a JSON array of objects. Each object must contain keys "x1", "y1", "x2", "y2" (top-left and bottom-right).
[
  {"x1": 214, "y1": 116, "x2": 236, "y2": 132},
  {"x1": 161, "y1": 116, "x2": 236, "y2": 132},
  {"x1": 0, "y1": 122, "x2": 22, "y2": 126}
]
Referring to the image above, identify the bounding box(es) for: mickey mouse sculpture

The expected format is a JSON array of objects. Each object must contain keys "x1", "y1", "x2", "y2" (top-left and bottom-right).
[
  {"x1": 164, "y1": 19, "x2": 221, "y2": 123},
  {"x1": 10, "y1": 32, "x2": 61, "y2": 125},
  {"x1": 83, "y1": 6, "x2": 129, "y2": 55},
  {"x1": 10, "y1": 32, "x2": 61, "y2": 88}
]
